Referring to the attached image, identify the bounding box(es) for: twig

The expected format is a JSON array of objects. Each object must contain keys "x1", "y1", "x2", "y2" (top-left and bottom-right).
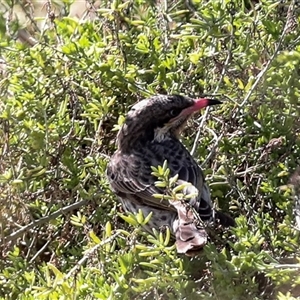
[
  {"x1": 65, "y1": 232, "x2": 121, "y2": 279},
  {"x1": 239, "y1": 2, "x2": 294, "y2": 109},
  {"x1": 17, "y1": 0, "x2": 40, "y2": 33},
  {"x1": 1, "y1": 199, "x2": 88, "y2": 245},
  {"x1": 190, "y1": 108, "x2": 209, "y2": 156},
  {"x1": 270, "y1": 263, "x2": 300, "y2": 270},
  {"x1": 191, "y1": 23, "x2": 234, "y2": 156},
  {"x1": 29, "y1": 232, "x2": 59, "y2": 263},
  {"x1": 201, "y1": 129, "x2": 224, "y2": 168},
  {"x1": 90, "y1": 119, "x2": 103, "y2": 155}
]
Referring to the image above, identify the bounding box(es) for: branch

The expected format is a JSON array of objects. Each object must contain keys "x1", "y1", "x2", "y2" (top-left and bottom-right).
[
  {"x1": 1, "y1": 199, "x2": 88, "y2": 245},
  {"x1": 65, "y1": 232, "x2": 121, "y2": 279},
  {"x1": 271, "y1": 263, "x2": 300, "y2": 270},
  {"x1": 191, "y1": 19, "x2": 234, "y2": 156},
  {"x1": 239, "y1": 1, "x2": 294, "y2": 108}
]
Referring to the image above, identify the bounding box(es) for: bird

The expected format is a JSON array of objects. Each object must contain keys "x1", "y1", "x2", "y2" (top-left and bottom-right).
[{"x1": 107, "y1": 94, "x2": 234, "y2": 254}]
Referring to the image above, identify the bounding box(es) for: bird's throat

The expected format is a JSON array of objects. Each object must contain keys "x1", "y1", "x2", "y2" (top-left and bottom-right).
[
  {"x1": 153, "y1": 127, "x2": 171, "y2": 142},
  {"x1": 153, "y1": 115, "x2": 190, "y2": 142}
]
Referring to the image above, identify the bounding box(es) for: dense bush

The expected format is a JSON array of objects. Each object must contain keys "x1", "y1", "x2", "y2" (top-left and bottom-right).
[{"x1": 0, "y1": 0, "x2": 300, "y2": 299}]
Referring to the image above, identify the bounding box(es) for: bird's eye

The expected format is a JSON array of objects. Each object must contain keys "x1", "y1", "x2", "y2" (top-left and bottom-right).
[{"x1": 170, "y1": 108, "x2": 180, "y2": 117}]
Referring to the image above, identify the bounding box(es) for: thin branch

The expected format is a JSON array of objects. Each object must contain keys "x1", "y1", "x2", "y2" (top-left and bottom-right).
[
  {"x1": 270, "y1": 263, "x2": 300, "y2": 270},
  {"x1": 239, "y1": 2, "x2": 294, "y2": 109},
  {"x1": 29, "y1": 232, "x2": 59, "y2": 263},
  {"x1": 1, "y1": 199, "x2": 88, "y2": 245},
  {"x1": 65, "y1": 232, "x2": 121, "y2": 279},
  {"x1": 201, "y1": 129, "x2": 224, "y2": 168},
  {"x1": 191, "y1": 24, "x2": 234, "y2": 156}
]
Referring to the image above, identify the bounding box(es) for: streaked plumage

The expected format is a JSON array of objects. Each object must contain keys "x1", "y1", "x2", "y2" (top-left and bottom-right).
[{"x1": 107, "y1": 94, "x2": 234, "y2": 254}]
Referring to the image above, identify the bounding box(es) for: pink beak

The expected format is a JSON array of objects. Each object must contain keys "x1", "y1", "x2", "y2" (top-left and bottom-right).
[{"x1": 182, "y1": 98, "x2": 222, "y2": 115}]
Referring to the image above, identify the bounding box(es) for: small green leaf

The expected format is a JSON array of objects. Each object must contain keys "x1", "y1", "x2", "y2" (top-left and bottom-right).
[
  {"x1": 119, "y1": 214, "x2": 138, "y2": 226},
  {"x1": 143, "y1": 212, "x2": 153, "y2": 225},
  {"x1": 89, "y1": 230, "x2": 101, "y2": 244}
]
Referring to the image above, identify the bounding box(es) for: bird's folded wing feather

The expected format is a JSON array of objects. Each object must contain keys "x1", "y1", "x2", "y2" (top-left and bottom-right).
[{"x1": 107, "y1": 141, "x2": 205, "y2": 211}]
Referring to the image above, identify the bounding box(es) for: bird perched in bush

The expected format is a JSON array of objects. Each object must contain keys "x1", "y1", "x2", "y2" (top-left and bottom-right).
[{"x1": 107, "y1": 94, "x2": 234, "y2": 254}]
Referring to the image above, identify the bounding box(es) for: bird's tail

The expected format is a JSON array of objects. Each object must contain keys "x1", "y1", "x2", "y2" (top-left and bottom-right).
[
  {"x1": 201, "y1": 182, "x2": 235, "y2": 226},
  {"x1": 214, "y1": 210, "x2": 235, "y2": 227}
]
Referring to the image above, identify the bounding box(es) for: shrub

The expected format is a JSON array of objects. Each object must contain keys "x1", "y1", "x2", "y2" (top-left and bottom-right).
[{"x1": 0, "y1": 0, "x2": 299, "y2": 299}]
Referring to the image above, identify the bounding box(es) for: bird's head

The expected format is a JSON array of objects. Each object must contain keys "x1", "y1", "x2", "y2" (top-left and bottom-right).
[{"x1": 117, "y1": 94, "x2": 221, "y2": 150}]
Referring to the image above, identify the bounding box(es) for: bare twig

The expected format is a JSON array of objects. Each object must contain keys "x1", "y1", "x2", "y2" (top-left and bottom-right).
[
  {"x1": 18, "y1": 0, "x2": 40, "y2": 33},
  {"x1": 1, "y1": 199, "x2": 88, "y2": 245},
  {"x1": 191, "y1": 20, "x2": 234, "y2": 156},
  {"x1": 29, "y1": 233, "x2": 57, "y2": 263},
  {"x1": 201, "y1": 129, "x2": 224, "y2": 168},
  {"x1": 65, "y1": 232, "x2": 121, "y2": 279},
  {"x1": 239, "y1": 1, "x2": 294, "y2": 109},
  {"x1": 270, "y1": 263, "x2": 300, "y2": 270}
]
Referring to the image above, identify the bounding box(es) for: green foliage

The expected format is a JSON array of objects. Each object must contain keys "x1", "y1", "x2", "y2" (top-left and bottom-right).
[{"x1": 1, "y1": 0, "x2": 300, "y2": 299}]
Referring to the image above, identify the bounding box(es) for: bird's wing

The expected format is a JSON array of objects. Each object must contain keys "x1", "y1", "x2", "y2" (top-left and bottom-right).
[
  {"x1": 107, "y1": 150, "x2": 174, "y2": 211},
  {"x1": 107, "y1": 140, "x2": 208, "y2": 212},
  {"x1": 151, "y1": 140, "x2": 213, "y2": 219}
]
